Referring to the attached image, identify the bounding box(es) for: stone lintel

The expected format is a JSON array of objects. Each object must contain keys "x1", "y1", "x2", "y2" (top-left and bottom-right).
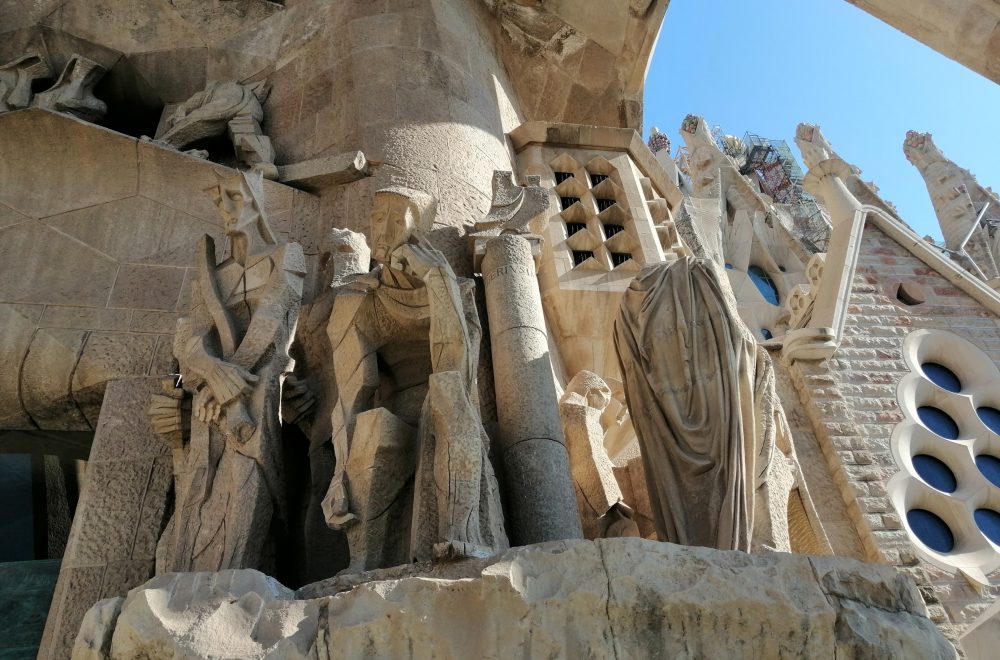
[{"x1": 277, "y1": 151, "x2": 371, "y2": 192}]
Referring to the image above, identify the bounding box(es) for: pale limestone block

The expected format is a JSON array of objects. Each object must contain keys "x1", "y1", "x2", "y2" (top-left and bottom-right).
[
  {"x1": 72, "y1": 596, "x2": 123, "y2": 660},
  {"x1": 85, "y1": 539, "x2": 953, "y2": 660},
  {"x1": 0, "y1": 109, "x2": 138, "y2": 219}
]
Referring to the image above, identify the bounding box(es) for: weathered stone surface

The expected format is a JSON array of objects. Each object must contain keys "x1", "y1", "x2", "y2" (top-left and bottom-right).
[{"x1": 77, "y1": 538, "x2": 954, "y2": 660}]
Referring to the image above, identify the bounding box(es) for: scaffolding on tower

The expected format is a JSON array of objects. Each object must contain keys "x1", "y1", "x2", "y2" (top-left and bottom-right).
[{"x1": 740, "y1": 132, "x2": 809, "y2": 205}]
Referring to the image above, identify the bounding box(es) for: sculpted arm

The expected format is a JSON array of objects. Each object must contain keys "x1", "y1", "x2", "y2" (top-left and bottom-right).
[{"x1": 393, "y1": 237, "x2": 475, "y2": 383}]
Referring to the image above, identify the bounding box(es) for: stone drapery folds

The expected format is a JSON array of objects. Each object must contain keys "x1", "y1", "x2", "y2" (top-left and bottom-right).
[{"x1": 613, "y1": 257, "x2": 777, "y2": 551}]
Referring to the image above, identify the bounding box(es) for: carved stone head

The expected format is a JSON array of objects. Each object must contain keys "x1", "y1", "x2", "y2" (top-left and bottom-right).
[
  {"x1": 369, "y1": 186, "x2": 436, "y2": 264},
  {"x1": 206, "y1": 170, "x2": 276, "y2": 250},
  {"x1": 562, "y1": 370, "x2": 612, "y2": 411}
]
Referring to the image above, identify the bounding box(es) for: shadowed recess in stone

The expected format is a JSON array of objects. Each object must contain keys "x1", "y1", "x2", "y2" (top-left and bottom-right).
[
  {"x1": 974, "y1": 508, "x2": 1000, "y2": 545},
  {"x1": 912, "y1": 454, "x2": 957, "y2": 493},
  {"x1": 976, "y1": 406, "x2": 1000, "y2": 435},
  {"x1": 906, "y1": 508, "x2": 954, "y2": 553},
  {"x1": 975, "y1": 454, "x2": 1000, "y2": 488},
  {"x1": 920, "y1": 362, "x2": 962, "y2": 393},
  {"x1": 917, "y1": 406, "x2": 960, "y2": 440}
]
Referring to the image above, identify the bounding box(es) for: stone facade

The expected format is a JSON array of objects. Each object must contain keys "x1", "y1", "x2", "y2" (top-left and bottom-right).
[{"x1": 0, "y1": 2, "x2": 996, "y2": 659}]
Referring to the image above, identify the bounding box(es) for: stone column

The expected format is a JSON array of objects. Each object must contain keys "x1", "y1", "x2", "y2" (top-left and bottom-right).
[{"x1": 480, "y1": 234, "x2": 583, "y2": 545}]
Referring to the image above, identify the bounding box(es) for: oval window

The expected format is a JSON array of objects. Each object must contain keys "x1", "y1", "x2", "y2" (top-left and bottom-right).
[
  {"x1": 975, "y1": 454, "x2": 1000, "y2": 488},
  {"x1": 906, "y1": 509, "x2": 954, "y2": 553},
  {"x1": 917, "y1": 406, "x2": 960, "y2": 440},
  {"x1": 974, "y1": 508, "x2": 1000, "y2": 545},
  {"x1": 920, "y1": 362, "x2": 961, "y2": 393},
  {"x1": 977, "y1": 407, "x2": 1000, "y2": 435},
  {"x1": 912, "y1": 454, "x2": 957, "y2": 493}
]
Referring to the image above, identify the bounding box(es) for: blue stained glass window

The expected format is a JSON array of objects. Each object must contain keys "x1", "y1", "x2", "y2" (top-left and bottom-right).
[
  {"x1": 921, "y1": 362, "x2": 962, "y2": 393},
  {"x1": 724, "y1": 263, "x2": 733, "y2": 270},
  {"x1": 747, "y1": 265, "x2": 780, "y2": 305},
  {"x1": 912, "y1": 454, "x2": 957, "y2": 493},
  {"x1": 974, "y1": 508, "x2": 1000, "y2": 545},
  {"x1": 906, "y1": 509, "x2": 954, "y2": 553},
  {"x1": 760, "y1": 328, "x2": 773, "y2": 340},
  {"x1": 976, "y1": 454, "x2": 1000, "y2": 488},
  {"x1": 917, "y1": 406, "x2": 960, "y2": 440},
  {"x1": 977, "y1": 407, "x2": 1000, "y2": 435}
]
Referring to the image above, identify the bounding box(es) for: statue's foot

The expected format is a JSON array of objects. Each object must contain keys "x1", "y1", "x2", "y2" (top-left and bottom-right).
[
  {"x1": 432, "y1": 540, "x2": 494, "y2": 562},
  {"x1": 252, "y1": 162, "x2": 279, "y2": 180}
]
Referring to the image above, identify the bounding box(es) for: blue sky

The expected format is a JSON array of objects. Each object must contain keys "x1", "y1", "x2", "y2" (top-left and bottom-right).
[{"x1": 643, "y1": 0, "x2": 1000, "y2": 241}]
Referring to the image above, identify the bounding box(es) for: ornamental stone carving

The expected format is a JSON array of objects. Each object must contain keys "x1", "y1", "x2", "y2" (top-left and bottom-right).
[
  {"x1": 0, "y1": 51, "x2": 50, "y2": 113},
  {"x1": 156, "y1": 81, "x2": 278, "y2": 179}
]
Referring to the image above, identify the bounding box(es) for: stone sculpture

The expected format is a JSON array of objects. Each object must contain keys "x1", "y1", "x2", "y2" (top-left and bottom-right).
[
  {"x1": 32, "y1": 54, "x2": 107, "y2": 122},
  {"x1": 157, "y1": 80, "x2": 278, "y2": 179},
  {"x1": 559, "y1": 370, "x2": 640, "y2": 539},
  {"x1": 0, "y1": 51, "x2": 50, "y2": 112},
  {"x1": 149, "y1": 170, "x2": 305, "y2": 573},
  {"x1": 613, "y1": 256, "x2": 777, "y2": 551},
  {"x1": 321, "y1": 187, "x2": 507, "y2": 571}
]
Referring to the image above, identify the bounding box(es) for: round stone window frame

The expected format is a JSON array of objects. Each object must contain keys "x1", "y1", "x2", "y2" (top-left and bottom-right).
[{"x1": 888, "y1": 329, "x2": 1000, "y2": 583}]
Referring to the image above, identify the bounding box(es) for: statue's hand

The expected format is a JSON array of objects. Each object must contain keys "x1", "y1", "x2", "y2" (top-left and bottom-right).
[
  {"x1": 205, "y1": 360, "x2": 258, "y2": 406},
  {"x1": 391, "y1": 240, "x2": 450, "y2": 281},
  {"x1": 148, "y1": 383, "x2": 187, "y2": 448},
  {"x1": 193, "y1": 387, "x2": 222, "y2": 424}
]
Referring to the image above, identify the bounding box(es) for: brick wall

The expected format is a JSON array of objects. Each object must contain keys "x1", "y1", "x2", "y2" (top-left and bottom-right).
[{"x1": 789, "y1": 221, "x2": 1000, "y2": 643}]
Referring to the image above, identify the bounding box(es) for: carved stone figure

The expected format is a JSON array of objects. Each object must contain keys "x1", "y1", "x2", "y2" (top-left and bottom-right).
[
  {"x1": 560, "y1": 370, "x2": 640, "y2": 539},
  {"x1": 613, "y1": 257, "x2": 776, "y2": 551},
  {"x1": 321, "y1": 187, "x2": 507, "y2": 572},
  {"x1": 32, "y1": 54, "x2": 107, "y2": 122},
  {"x1": 157, "y1": 81, "x2": 278, "y2": 179},
  {"x1": 150, "y1": 170, "x2": 305, "y2": 573},
  {"x1": 0, "y1": 51, "x2": 50, "y2": 112}
]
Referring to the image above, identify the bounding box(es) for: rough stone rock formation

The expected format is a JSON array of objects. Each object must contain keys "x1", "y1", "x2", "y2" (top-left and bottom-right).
[{"x1": 73, "y1": 538, "x2": 954, "y2": 660}]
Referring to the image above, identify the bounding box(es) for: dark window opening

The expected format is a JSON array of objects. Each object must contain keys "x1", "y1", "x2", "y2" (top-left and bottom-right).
[
  {"x1": 572, "y1": 250, "x2": 594, "y2": 266},
  {"x1": 895, "y1": 282, "x2": 925, "y2": 306},
  {"x1": 566, "y1": 222, "x2": 587, "y2": 236},
  {"x1": 93, "y1": 63, "x2": 166, "y2": 139},
  {"x1": 603, "y1": 224, "x2": 625, "y2": 238},
  {"x1": 906, "y1": 508, "x2": 954, "y2": 553},
  {"x1": 778, "y1": 265, "x2": 787, "y2": 272},
  {"x1": 0, "y1": 430, "x2": 93, "y2": 563},
  {"x1": 917, "y1": 405, "x2": 960, "y2": 440},
  {"x1": 559, "y1": 196, "x2": 581, "y2": 210},
  {"x1": 760, "y1": 328, "x2": 773, "y2": 340},
  {"x1": 554, "y1": 171, "x2": 574, "y2": 185},
  {"x1": 724, "y1": 263, "x2": 733, "y2": 269},
  {"x1": 610, "y1": 252, "x2": 631, "y2": 267},
  {"x1": 589, "y1": 173, "x2": 608, "y2": 186},
  {"x1": 974, "y1": 508, "x2": 1000, "y2": 545},
  {"x1": 921, "y1": 362, "x2": 962, "y2": 393},
  {"x1": 595, "y1": 198, "x2": 616, "y2": 212},
  {"x1": 976, "y1": 454, "x2": 1000, "y2": 488},
  {"x1": 977, "y1": 406, "x2": 1000, "y2": 434},
  {"x1": 912, "y1": 454, "x2": 957, "y2": 493},
  {"x1": 748, "y1": 265, "x2": 780, "y2": 305}
]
